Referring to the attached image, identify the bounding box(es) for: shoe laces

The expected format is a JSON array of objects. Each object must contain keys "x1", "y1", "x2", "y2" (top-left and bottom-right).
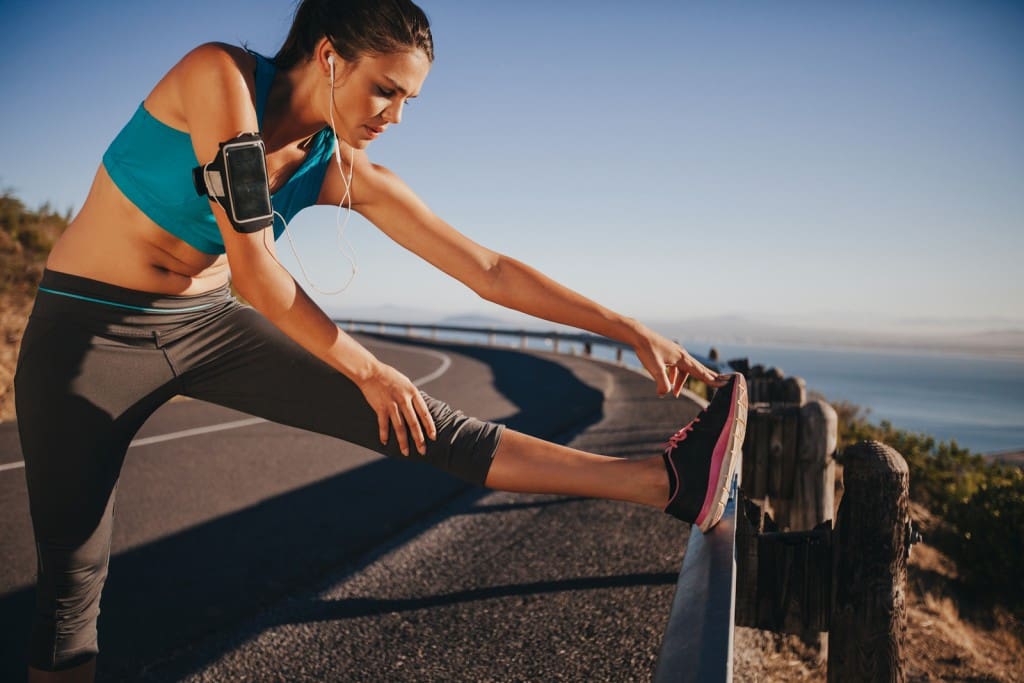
[{"x1": 661, "y1": 416, "x2": 700, "y2": 454}]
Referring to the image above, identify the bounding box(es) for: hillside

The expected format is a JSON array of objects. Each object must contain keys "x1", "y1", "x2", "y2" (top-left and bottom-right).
[{"x1": 0, "y1": 191, "x2": 67, "y2": 422}]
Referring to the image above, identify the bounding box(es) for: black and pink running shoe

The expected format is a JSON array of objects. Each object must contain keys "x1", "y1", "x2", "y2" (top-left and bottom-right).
[{"x1": 662, "y1": 373, "x2": 748, "y2": 532}]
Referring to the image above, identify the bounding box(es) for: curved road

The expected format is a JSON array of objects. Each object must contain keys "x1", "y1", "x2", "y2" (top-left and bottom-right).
[{"x1": 0, "y1": 334, "x2": 702, "y2": 682}]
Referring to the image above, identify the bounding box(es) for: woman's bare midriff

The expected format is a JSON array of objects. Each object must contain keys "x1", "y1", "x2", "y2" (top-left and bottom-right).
[{"x1": 46, "y1": 165, "x2": 232, "y2": 295}]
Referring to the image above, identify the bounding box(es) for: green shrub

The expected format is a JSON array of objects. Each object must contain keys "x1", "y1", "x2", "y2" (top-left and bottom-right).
[
  {"x1": 945, "y1": 469, "x2": 1024, "y2": 607},
  {"x1": 833, "y1": 400, "x2": 1024, "y2": 612}
]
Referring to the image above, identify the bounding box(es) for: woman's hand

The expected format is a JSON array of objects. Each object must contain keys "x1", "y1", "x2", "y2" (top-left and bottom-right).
[
  {"x1": 356, "y1": 362, "x2": 437, "y2": 456},
  {"x1": 632, "y1": 326, "x2": 727, "y2": 398}
]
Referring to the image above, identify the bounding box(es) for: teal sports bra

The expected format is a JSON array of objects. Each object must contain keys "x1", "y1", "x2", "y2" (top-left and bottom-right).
[{"x1": 102, "y1": 50, "x2": 335, "y2": 255}]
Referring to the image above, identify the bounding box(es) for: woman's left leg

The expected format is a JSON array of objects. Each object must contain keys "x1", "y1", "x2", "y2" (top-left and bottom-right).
[
  {"x1": 171, "y1": 303, "x2": 744, "y2": 527},
  {"x1": 169, "y1": 305, "x2": 663, "y2": 501},
  {"x1": 483, "y1": 429, "x2": 668, "y2": 507}
]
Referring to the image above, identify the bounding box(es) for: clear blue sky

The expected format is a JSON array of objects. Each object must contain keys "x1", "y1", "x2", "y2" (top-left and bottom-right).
[{"x1": 1, "y1": 1, "x2": 1022, "y2": 333}]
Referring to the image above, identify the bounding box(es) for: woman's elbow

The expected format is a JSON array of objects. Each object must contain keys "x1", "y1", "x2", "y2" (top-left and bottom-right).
[{"x1": 469, "y1": 253, "x2": 504, "y2": 302}]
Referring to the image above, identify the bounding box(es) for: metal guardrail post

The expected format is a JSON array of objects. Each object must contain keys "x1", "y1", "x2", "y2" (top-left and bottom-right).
[{"x1": 654, "y1": 473, "x2": 740, "y2": 683}]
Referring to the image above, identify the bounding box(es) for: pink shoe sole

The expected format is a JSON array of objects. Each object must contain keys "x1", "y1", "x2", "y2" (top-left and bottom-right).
[{"x1": 694, "y1": 376, "x2": 748, "y2": 532}]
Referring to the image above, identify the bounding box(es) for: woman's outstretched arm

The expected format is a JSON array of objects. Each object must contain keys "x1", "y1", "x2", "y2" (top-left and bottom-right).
[{"x1": 342, "y1": 159, "x2": 724, "y2": 397}]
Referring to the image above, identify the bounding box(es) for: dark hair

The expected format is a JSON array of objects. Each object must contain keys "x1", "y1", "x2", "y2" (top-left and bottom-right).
[{"x1": 275, "y1": 0, "x2": 434, "y2": 69}]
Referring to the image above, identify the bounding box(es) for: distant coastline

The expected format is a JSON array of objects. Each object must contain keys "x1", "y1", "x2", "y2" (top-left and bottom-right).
[
  {"x1": 985, "y1": 449, "x2": 1024, "y2": 468},
  {"x1": 327, "y1": 307, "x2": 1024, "y2": 362},
  {"x1": 683, "y1": 334, "x2": 1024, "y2": 363}
]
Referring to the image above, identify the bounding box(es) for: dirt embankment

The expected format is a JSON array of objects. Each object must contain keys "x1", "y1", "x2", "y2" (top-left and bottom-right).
[
  {"x1": 734, "y1": 501, "x2": 1023, "y2": 682},
  {"x1": 0, "y1": 289, "x2": 34, "y2": 422},
  {"x1": 0, "y1": 214, "x2": 53, "y2": 422}
]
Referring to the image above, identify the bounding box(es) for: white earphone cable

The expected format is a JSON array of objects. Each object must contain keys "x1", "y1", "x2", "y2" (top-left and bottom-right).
[{"x1": 278, "y1": 54, "x2": 359, "y2": 296}]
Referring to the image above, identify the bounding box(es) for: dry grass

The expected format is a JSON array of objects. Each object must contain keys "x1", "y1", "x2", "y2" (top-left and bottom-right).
[
  {"x1": 733, "y1": 501, "x2": 1023, "y2": 682},
  {"x1": 0, "y1": 221, "x2": 52, "y2": 422}
]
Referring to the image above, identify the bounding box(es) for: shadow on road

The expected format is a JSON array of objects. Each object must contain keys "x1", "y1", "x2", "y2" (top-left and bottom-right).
[
  {"x1": 256, "y1": 571, "x2": 680, "y2": 624},
  {"x1": 1, "y1": 342, "x2": 607, "y2": 682}
]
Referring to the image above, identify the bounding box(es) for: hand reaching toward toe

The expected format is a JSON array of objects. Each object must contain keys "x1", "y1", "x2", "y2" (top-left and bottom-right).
[{"x1": 632, "y1": 326, "x2": 726, "y2": 398}]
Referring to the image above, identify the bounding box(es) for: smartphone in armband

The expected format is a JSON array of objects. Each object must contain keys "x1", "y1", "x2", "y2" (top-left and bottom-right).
[{"x1": 193, "y1": 133, "x2": 274, "y2": 233}]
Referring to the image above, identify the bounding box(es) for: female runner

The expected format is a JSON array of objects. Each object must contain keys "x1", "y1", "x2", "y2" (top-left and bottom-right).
[{"x1": 15, "y1": 1, "x2": 746, "y2": 680}]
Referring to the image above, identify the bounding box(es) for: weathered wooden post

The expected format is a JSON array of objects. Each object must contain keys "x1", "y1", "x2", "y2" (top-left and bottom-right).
[
  {"x1": 829, "y1": 440, "x2": 908, "y2": 683},
  {"x1": 772, "y1": 399, "x2": 837, "y2": 532},
  {"x1": 583, "y1": 341, "x2": 592, "y2": 357},
  {"x1": 615, "y1": 347, "x2": 623, "y2": 364},
  {"x1": 793, "y1": 399, "x2": 837, "y2": 532}
]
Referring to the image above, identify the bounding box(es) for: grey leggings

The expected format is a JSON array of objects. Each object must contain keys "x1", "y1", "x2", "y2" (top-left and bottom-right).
[{"x1": 14, "y1": 269, "x2": 504, "y2": 671}]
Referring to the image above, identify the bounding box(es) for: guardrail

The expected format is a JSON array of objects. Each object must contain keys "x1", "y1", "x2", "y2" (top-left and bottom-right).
[
  {"x1": 336, "y1": 320, "x2": 914, "y2": 681},
  {"x1": 334, "y1": 318, "x2": 720, "y2": 371},
  {"x1": 654, "y1": 472, "x2": 741, "y2": 682}
]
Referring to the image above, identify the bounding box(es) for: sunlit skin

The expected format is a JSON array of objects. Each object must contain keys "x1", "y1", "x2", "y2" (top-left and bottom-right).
[{"x1": 33, "y1": 37, "x2": 724, "y2": 683}]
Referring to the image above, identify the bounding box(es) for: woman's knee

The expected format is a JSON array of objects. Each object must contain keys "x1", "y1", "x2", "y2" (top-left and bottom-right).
[{"x1": 418, "y1": 392, "x2": 505, "y2": 486}]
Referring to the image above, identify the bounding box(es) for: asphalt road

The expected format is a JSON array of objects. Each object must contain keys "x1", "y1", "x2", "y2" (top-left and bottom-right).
[{"x1": 0, "y1": 334, "x2": 701, "y2": 682}]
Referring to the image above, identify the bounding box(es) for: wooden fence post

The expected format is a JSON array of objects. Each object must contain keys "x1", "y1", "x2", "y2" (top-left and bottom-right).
[
  {"x1": 828, "y1": 440, "x2": 908, "y2": 683},
  {"x1": 790, "y1": 399, "x2": 837, "y2": 532}
]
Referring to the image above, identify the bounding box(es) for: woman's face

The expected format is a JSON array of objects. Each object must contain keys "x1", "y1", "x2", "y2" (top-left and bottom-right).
[{"x1": 328, "y1": 49, "x2": 431, "y2": 149}]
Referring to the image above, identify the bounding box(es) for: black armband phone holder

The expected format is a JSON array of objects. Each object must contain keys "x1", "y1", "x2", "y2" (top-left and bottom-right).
[{"x1": 193, "y1": 133, "x2": 274, "y2": 233}]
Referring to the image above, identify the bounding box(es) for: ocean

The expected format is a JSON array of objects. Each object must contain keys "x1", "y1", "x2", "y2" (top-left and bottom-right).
[{"x1": 675, "y1": 342, "x2": 1023, "y2": 456}]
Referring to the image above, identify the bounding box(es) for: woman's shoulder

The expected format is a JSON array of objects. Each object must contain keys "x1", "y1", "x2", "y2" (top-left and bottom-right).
[
  {"x1": 176, "y1": 42, "x2": 256, "y2": 85},
  {"x1": 145, "y1": 43, "x2": 257, "y2": 132}
]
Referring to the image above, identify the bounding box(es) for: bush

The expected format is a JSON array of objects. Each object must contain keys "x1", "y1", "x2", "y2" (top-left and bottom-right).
[
  {"x1": 833, "y1": 400, "x2": 1024, "y2": 613},
  {"x1": 1, "y1": 189, "x2": 69, "y2": 249},
  {"x1": 945, "y1": 470, "x2": 1024, "y2": 608}
]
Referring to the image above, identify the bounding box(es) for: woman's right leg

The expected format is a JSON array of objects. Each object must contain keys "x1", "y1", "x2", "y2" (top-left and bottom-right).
[{"x1": 15, "y1": 275, "x2": 187, "y2": 681}]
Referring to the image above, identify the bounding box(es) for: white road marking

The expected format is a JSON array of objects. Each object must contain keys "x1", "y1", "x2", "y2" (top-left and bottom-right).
[
  {"x1": 129, "y1": 417, "x2": 268, "y2": 447},
  {"x1": 344, "y1": 335, "x2": 453, "y2": 387},
  {"x1": 0, "y1": 341, "x2": 453, "y2": 472}
]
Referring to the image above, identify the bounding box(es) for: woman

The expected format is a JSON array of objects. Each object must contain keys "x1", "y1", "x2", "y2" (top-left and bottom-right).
[{"x1": 15, "y1": 1, "x2": 747, "y2": 680}]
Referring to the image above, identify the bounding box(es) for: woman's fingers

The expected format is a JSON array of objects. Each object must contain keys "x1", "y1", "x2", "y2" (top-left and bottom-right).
[
  {"x1": 673, "y1": 370, "x2": 689, "y2": 397},
  {"x1": 681, "y1": 353, "x2": 722, "y2": 387},
  {"x1": 387, "y1": 393, "x2": 436, "y2": 457},
  {"x1": 377, "y1": 410, "x2": 390, "y2": 447},
  {"x1": 414, "y1": 391, "x2": 437, "y2": 442},
  {"x1": 653, "y1": 362, "x2": 672, "y2": 397},
  {"x1": 401, "y1": 398, "x2": 428, "y2": 456},
  {"x1": 390, "y1": 403, "x2": 410, "y2": 456}
]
